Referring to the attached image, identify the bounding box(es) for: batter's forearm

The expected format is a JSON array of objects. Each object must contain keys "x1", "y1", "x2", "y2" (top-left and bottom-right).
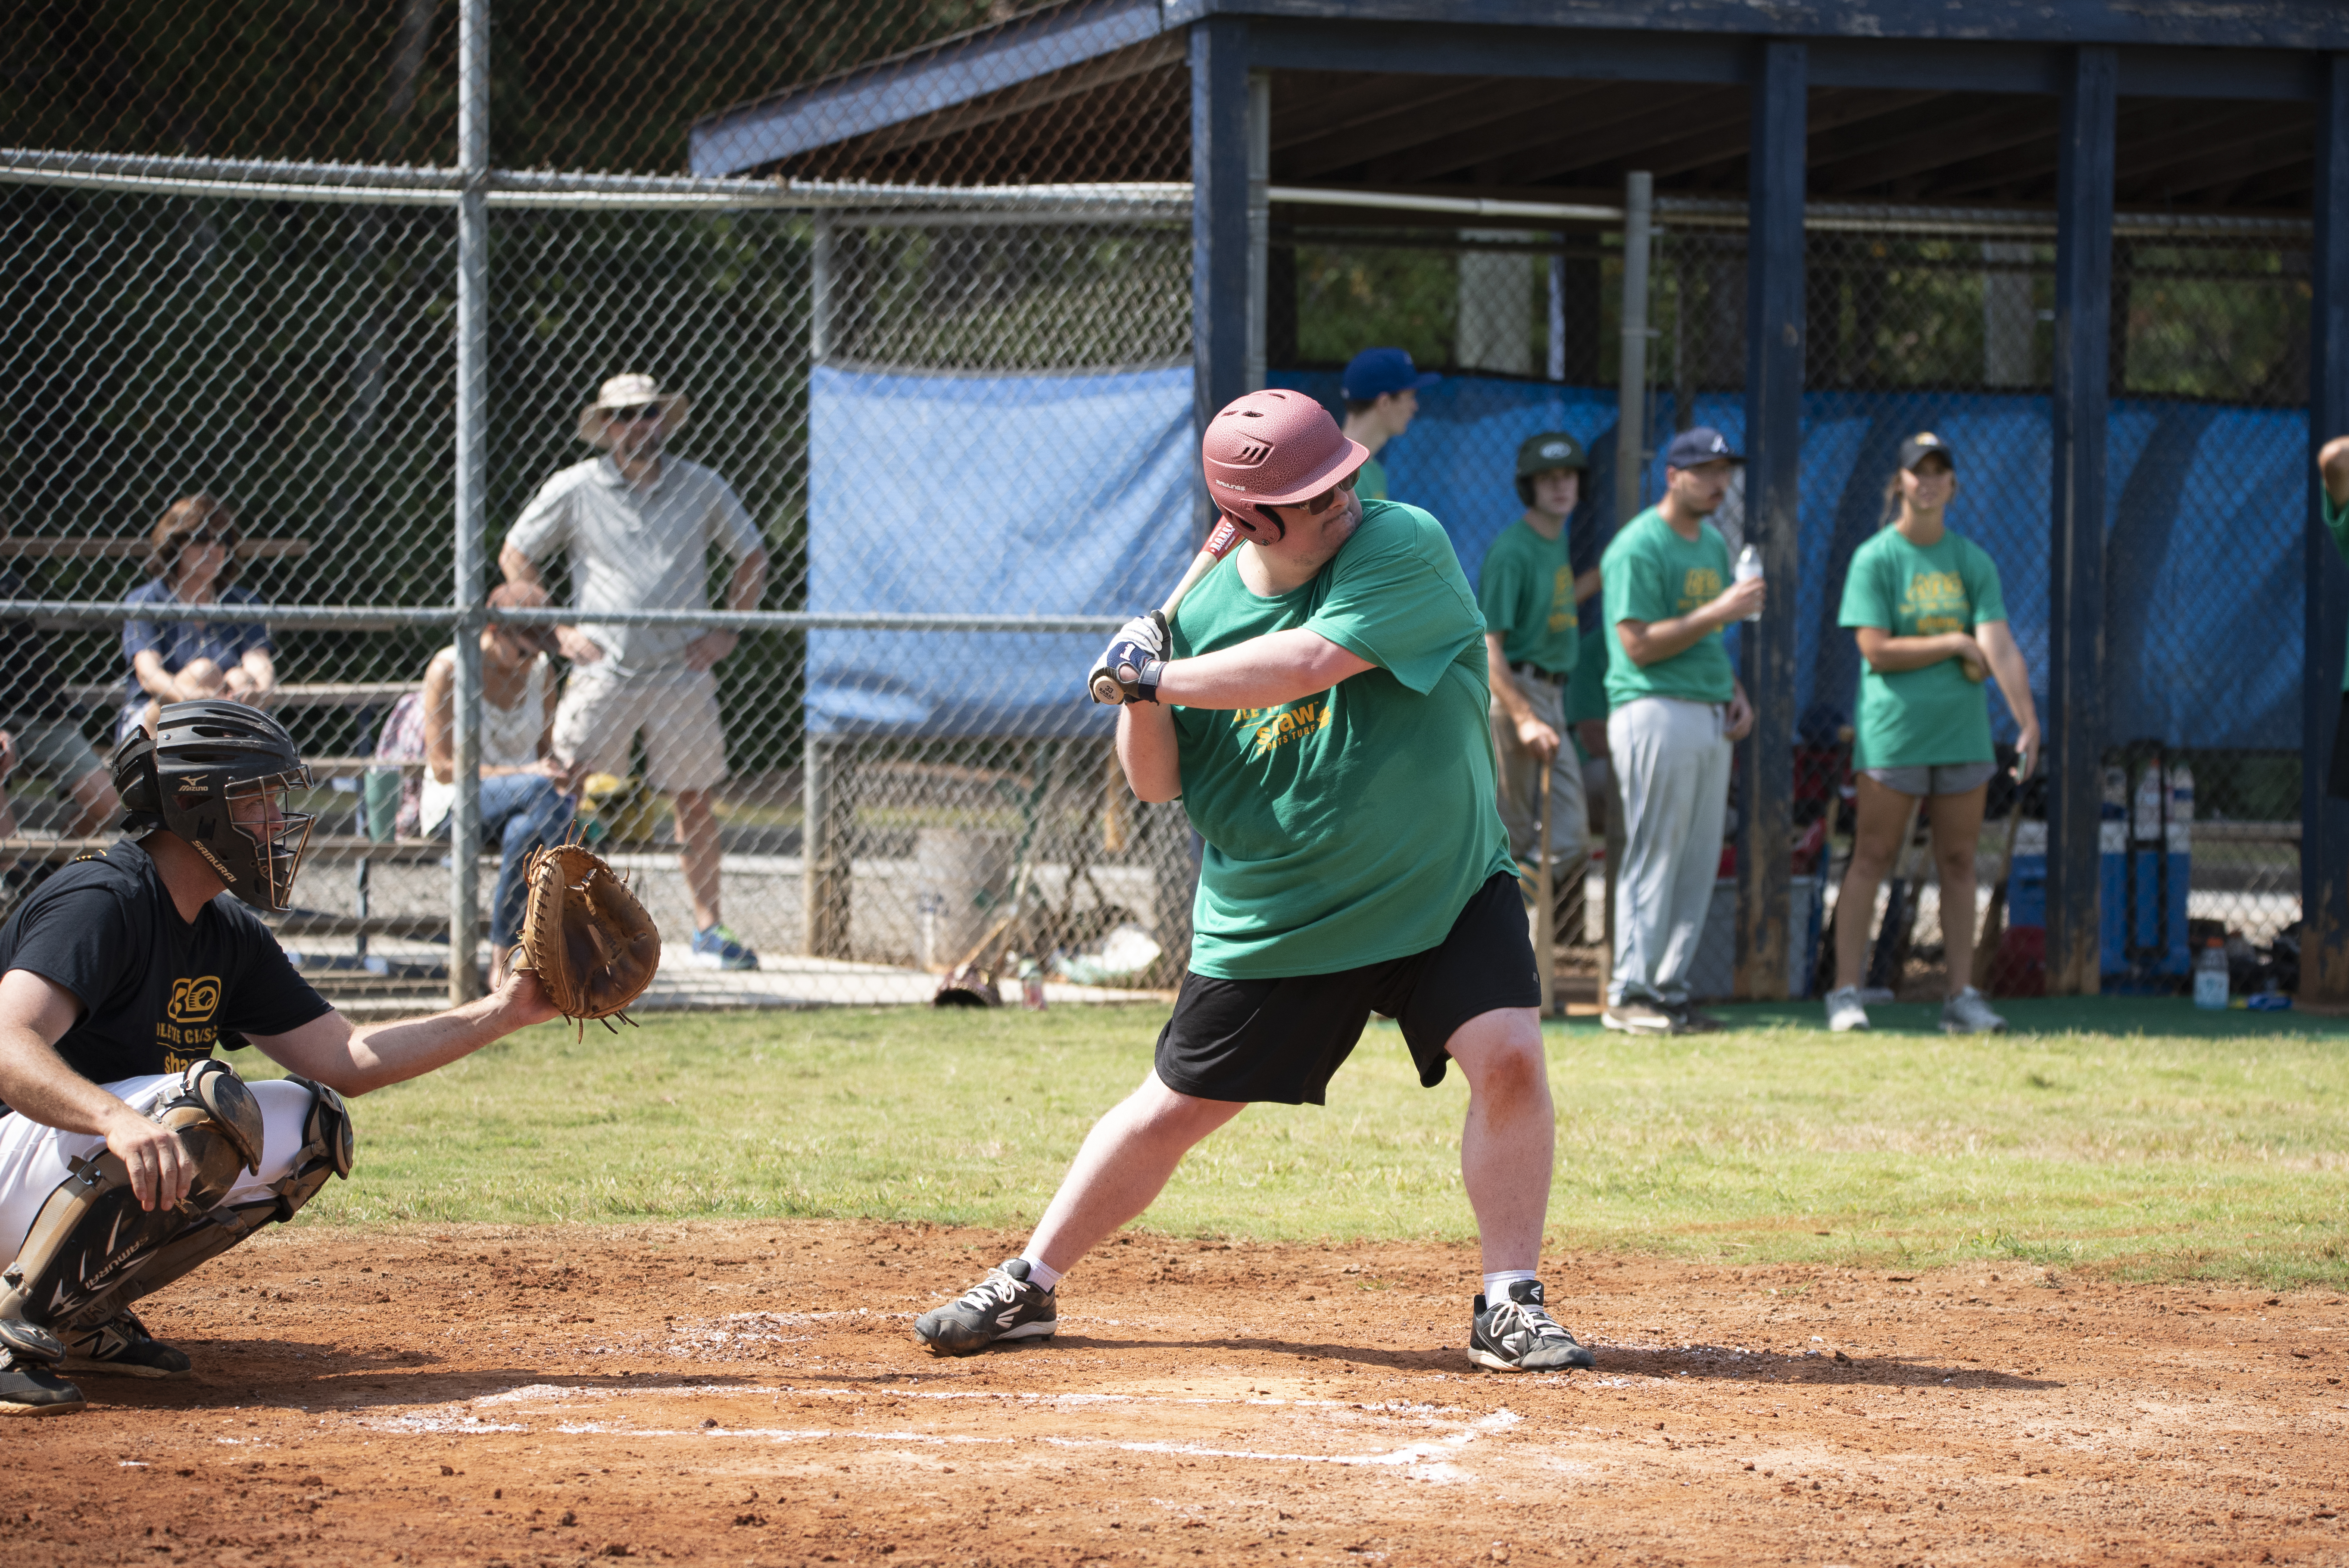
[
  {"x1": 1116, "y1": 705, "x2": 1182, "y2": 803},
  {"x1": 1153, "y1": 628, "x2": 1372, "y2": 711}
]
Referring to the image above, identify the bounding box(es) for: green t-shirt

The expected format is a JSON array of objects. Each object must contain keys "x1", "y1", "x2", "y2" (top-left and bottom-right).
[
  {"x1": 1566, "y1": 621, "x2": 1609, "y2": 725},
  {"x1": 1476, "y1": 518, "x2": 1578, "y2": 675},
  {"x1": 1600, "y1": 507, "x2": 1735, "y2": 709},
  {"x1": 2327, "y1": 491, "x2": 2349, "y2": 690},
  {"x1": 1355, "y1": 455, "x2": 1389, "y2": 502},
  {"x1": 1837, "y1": 526, "x2": 2009, "y2": 769},
  {"x1": 1168, "y1": 499, "x2": 1516, "y2": 979}
]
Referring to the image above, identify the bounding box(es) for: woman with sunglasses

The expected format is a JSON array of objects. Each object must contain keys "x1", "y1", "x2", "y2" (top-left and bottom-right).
[
  {"x1": 118, "y1": 494, "x2": 276, "y2": 744},
  {"x1": 1823, "y1": 433, "x2": 2040, "y2": 1035}
]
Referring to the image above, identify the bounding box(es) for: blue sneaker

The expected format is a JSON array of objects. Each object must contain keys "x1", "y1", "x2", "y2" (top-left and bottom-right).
[{"x1": 689, "y1": 923, "x2": 759, "y2": 971}]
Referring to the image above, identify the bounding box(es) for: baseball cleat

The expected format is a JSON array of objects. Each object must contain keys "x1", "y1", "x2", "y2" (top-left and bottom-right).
[
  {"x1": 1469, "y1": 1280, "x2": 1595, "y2": 1372},
  {"x1": 1600, "y1": 998, "x2": 1681, "y2": 1035},
  {"x1": 1824, "y1": 986, "x2": 1871, "y2": 1033},
  {"x1": 62, "y1": 1309, "x2": 192, "y2": 1379},
  {"x1": 0, "y1": 1321, "x2": 85, "y2": 1416},
  {"x1": 1940, "y1": 987, "x2": 2008, "y2": 1035},
  {"x1": 914, "y1": 1259, "x2": 1058, "y2": 1356}
]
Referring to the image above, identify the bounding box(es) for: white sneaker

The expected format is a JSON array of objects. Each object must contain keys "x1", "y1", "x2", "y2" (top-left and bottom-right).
[
  {"x1": 1941, "y1": 987, "x2": 2007, "y2": 1034},
  {"x1": 1824, "y1": 986, "x2": 1870, "y2": 1032}
]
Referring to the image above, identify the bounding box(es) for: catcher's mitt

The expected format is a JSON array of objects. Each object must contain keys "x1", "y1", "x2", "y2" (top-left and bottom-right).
[{"x1": 514, "y1": 841, "x2": 661, "y2": 1031}]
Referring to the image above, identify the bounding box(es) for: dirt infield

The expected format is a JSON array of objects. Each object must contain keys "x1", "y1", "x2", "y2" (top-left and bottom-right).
[{"x1": 9, "y1": 1221, "x2": 2346, "y2": 1567}]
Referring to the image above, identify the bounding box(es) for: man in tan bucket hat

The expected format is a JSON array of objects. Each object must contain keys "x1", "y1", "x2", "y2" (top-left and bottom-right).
[{"x1": 499, "y1": 373, "x2": 769, "y2": 971}]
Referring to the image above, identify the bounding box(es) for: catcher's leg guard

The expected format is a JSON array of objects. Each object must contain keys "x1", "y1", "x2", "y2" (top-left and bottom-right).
[
  {"x1": 55, "y1": 1076, "x2": 357, "y2": 1331},
  {"x1": 0, "y1": 1061, "x2": 263, "y2": 1330}
]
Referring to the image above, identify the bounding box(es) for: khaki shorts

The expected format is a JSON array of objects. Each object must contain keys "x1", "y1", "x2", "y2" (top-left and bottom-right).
[
  {"x1": 1862, "y1": 760, "x2": 1998, "y2": 798},
  {"x1": 552, "y1": 665, "x2": 729, "y2": 794}
]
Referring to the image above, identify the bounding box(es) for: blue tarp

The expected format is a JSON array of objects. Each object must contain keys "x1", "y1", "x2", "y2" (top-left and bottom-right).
[
  {"x1": 805, "y1": 363, "x2": 1196, "y2": 736},
  {"x1": 808, "y1": 365, "x2": 2310, "y2": 748}
]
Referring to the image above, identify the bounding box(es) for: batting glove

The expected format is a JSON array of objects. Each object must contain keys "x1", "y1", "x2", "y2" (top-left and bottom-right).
[{"x1": 1088, "y1": 611, "x2": 1169, "y2": 705}]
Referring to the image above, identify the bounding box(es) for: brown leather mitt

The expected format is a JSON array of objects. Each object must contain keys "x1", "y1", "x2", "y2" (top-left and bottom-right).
[{"x1": 514, "y1": 842, "x2": 661, "y2": 1030}]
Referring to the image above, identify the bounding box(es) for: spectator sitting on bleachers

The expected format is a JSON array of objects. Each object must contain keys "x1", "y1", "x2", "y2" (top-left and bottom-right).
[
  {"x1": 1, "y1": 557, "x2": 120, "y2": 845},
  {"x1": 119, "y1": 494, "x2": 275, "y2": 744},
  {"x1": 419, "y1": 581, "x2": 577, "y2": 985}
]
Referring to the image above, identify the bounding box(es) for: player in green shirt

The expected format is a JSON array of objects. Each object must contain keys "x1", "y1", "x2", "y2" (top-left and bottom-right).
[
  {"x1": 1823, "y1": 433, "x2": 2040, "y2": 1036},
  {"x1": 2320, "y1": 437, "x2": 2349, "y2": 790},
  {"x1": 1339, "y1": 347, "x2": 1437, "y2": 503},
  {"x1": 916, "y1": 389, "x2": 1595, "y2": 1375},
  {"x1": 1482, "y1": 433, "x2": 1602, "y2": 945},
  {"x1": 1599, "y1": 427, "x2": 1759, "y2": 1035}
]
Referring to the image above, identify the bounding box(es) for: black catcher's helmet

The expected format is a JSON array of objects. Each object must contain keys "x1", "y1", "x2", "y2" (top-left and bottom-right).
[{"x1": 113, "y1": 701, "x2": 316, "y2": 911}]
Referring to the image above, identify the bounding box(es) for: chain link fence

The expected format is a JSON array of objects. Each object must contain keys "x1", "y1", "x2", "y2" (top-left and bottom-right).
[{"x1": 0, "y1": 5, "x2": 2323, "y2": 1011}]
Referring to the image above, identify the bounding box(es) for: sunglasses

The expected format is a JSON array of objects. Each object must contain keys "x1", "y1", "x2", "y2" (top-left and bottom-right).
[
  {"x1": 606, "y1": 403, "x2": 665, "y2": 423},
  {"x1": 1292, "y1": 479, "x2": 1354, "y2": 516}
]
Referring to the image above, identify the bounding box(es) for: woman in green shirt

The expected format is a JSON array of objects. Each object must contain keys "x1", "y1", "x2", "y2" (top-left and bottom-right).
[{"x1": 1824, "y1": 433, "x2": 2041, "y2": 1036}]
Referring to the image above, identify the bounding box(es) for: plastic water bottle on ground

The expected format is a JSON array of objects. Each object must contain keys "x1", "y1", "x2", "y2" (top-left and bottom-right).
[
  {"x1": 2193, "y1": 938, "x2": 2229, "y2": 1009},
  {"x1": 1733, "y1": 544, "x2": 1763, "y2": 621}
]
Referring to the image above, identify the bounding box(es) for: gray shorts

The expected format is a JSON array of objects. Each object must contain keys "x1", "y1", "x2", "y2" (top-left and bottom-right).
[
  {"x1": 1, "y1": 713, "x2": 105, "y2": 793},
  {"x1": 1862, "y1": 759, "x2": 1998, "y2": 798}
]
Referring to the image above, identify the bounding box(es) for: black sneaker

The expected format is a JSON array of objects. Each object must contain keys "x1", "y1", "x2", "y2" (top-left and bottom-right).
[
  {"x1": 1468, "y1": 1281, "x2": 1595, "y2": 1372},
  {"x1": 0, "y1": 1320, "x2": 85, "y2": 1417},
  {"x1": 913, "y1": 1259, "x2": 1058, "y2": 1356},
  {"x1": 62, "y1": 1310, "x2": 191, "y2": 1380}
]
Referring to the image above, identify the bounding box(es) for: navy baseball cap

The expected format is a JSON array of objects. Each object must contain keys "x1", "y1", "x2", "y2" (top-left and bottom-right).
[
  {"x1": 1897, "y1": 430, "x2": 1955, "y2": 470},
  {"x1": 1663, "y1": 426, "x2": 1745, "y2": 468},
  {"x1": 1342, "y1": 347, "x2": 1441, "y2": 402}
]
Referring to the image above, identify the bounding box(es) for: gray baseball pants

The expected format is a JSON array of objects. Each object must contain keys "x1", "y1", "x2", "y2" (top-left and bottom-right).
[{"x1": 1606, "y1": 695, "x2": 1732, "y2": 1006}]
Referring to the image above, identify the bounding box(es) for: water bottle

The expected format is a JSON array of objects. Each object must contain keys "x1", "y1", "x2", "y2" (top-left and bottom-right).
[
  {"x1": 2193, "y1": 938, "x2": 2229, "y2": 1009},
  {"x1": 2132, "y1": 758, "x2": 2165, "y2": 843},
  {"x1": 1733, "y1": 544, "x2": 1763, "y2": 622}
]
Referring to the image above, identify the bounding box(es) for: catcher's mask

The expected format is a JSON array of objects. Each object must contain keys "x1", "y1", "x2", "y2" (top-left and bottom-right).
[{"x1": 114, "y1": 700, "x2": 316, "y2": 911}]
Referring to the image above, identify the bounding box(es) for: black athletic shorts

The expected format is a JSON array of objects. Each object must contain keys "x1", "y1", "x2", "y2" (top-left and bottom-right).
[
  {"x1": 2330, "y1": 691, "x2": 2349, "y2": 800},
  {"x1": 1153, "y1": 870, "x2": 1539, "y2": 1106}
]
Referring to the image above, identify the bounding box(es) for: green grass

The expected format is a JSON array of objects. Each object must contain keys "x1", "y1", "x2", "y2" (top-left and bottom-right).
[{"x1": 271, "y1": 998, "x2": 2349, "y2": 1289}]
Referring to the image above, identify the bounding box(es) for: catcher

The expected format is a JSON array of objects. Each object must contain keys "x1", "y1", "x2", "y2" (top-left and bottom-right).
[{"x1": 0, "y1": 700, "x2": 655, "y2": 1417}]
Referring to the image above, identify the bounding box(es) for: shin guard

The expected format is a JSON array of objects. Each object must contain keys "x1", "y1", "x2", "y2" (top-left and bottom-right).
[{"x1": 0, "y1": 1061, "x2": 265, "y2": 1329}]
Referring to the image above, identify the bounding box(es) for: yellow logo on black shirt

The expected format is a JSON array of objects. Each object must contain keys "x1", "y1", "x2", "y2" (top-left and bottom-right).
[
  {"x1": 159, "y1": 975, "x2": 225, "y2": 1066},
  {"x1": 168, "y1": 976, "x2": 221, "y2": 1024}
]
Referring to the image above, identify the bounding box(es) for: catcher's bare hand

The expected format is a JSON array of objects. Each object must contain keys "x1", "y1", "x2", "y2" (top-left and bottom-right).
[
  {"x1": 493, "y1": 964, "x2": 562, "y2": 1030},
  {"x1": 101, "y1": 1101, "x2": 192, "y2": 1213}
]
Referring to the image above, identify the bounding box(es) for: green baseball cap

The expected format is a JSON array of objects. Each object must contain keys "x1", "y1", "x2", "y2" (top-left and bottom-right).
[{"x1": 1516, "y1": 432, "x2": 1588, "y2": 477}]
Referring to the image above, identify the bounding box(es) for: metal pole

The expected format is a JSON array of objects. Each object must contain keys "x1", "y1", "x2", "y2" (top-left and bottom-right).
[
  {"x1": 1614, "y1": 173, "x2": 1652, "y2": 528},
  {"x1": 2305, "y1": 53, "x2": 2349, "y2": 1004},
  {"x1": 448, "y1": 0, "x2": 488, "y2": 1006},
  {"x1": 803, "y1": 214, "x2": 846, "y2": 958},
  {"x1": 1603, "y1": 171, "x2": 1652, "y2": 1000},
  {"x1": 1246, "y1": 70, "x2": 1270, "y2": 393},
  {"x1": 1737, "y1": 41, "x2": 1806, "y2": 1001},
  {"x1": 2048, "y1": 46, "x2": 2117, "y2": 998}
]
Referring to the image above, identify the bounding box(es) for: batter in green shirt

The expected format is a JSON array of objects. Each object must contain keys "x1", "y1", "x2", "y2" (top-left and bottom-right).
[
  {"x1": 1838, "y1": 527, "x2": 2008, "y2": 769},
  {"x1": 1168, "y1": 499, "x2": 1516, "y2": 978},
  {"x1": 1478, "y1": 518, "x2": 1579, "y2": 675},
  {"x1": 1600, "y1": 505, "x2": 1736, "y2": 709}
]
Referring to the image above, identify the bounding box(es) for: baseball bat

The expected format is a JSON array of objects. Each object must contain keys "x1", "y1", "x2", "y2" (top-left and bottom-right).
[{"x1": 1089, "y1": 519, "x2": 1242, "y2": 705}]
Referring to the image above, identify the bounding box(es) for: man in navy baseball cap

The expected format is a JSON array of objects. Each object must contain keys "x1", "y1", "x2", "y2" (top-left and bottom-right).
[
  {"x1": 1340, "y1": 347, "x2": 1440, "y2": 502},
  {"x1": 1662, "y1": 425, "x2": 1745, "y2": 469}
]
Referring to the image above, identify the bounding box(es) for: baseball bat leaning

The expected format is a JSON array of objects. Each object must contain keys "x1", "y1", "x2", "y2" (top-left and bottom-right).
[{"x1": 1089, "y1": 518, "x2": 1242, "y2": 705}]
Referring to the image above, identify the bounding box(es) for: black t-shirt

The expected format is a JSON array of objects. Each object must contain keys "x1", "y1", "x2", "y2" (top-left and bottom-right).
[
  {"x1": 0, "y1": 562, "x2": 69, "y2": 720},
  {"x1": 0, "y1": 838, "x2": 333, "y2": 1108}
]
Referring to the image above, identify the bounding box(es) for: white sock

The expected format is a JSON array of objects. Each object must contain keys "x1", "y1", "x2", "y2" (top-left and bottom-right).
[
  {"x1": 1483, "y1": 1269, "x2": 1538, "y2": 1303},
  {"x1": 1018, "y1": 1256, "x2": 1062, "y2": 1293}
]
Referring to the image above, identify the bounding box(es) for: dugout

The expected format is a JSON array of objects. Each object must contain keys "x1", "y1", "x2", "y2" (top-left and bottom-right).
[{"x1": 699, "y1": 0, "x2": 2349, "y2": 1002}]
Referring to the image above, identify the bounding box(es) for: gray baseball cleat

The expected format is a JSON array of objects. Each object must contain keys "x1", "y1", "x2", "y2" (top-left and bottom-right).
[
  {"x1": 914, "y1": 1258, "x2": 1058, "y2": 1356},
  {"x1": 1468, "y1": 1280, "x2": 1595, "y2": 1372}
]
